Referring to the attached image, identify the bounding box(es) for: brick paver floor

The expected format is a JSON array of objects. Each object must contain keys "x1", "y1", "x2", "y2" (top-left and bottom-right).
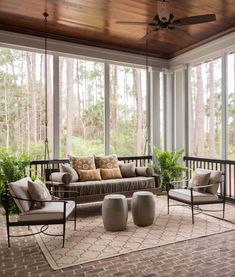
[{"x1": 0, "y1": 207, "x2": 234, "y2": 277}]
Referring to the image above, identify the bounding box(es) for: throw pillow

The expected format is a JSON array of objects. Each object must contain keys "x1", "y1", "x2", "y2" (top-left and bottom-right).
[
  {"x1": 50, "y1": 172, "x2": 72, "y2": 185},
  {"x1": 8, "y1": 177, "x2": 32, "y2": 213},
  {"x1": 78, "y1": 169, "x2": 102, "y2": 182},
  {"x1": 136, "y1": 166, "x2": 154, "y2": 177},
  {"x1": 69, "y1": 156, "x2": 96, "y2": 175},
  {"x1": 95, "y1": 155, "x2": 119, "y2": 169},
  {"x1": 207, "y1": 170, "x2": 222, "y2": 194},
  {"x1": 119, "y1": 162, "x2": 136, "y2": 178},
  {"x1": 100, "y1": 168, "x2": 122, "y2": 180},
  {"x1": 60, "y1": 163, "x2": 79, "y2": 182},
  {"x1": 28, "y1": 179, "x2": 52, "y2": 208},
  {"x1": 188, "y1": 169, "x2": 211, "y2": 192}
]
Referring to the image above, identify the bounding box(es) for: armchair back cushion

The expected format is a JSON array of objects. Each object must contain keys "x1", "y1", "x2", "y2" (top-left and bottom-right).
[
  {"x1": 8, "y1": 177, "x2": 32, "y2": 213},
  {"x1": 207, "y1": 170, "x2": 222, "y2": 194},
  {"x1": 188, "y1": 169, "x2": 211, "y2": 192},
  {"x1": 192, "y1": 168, "x2": 222, "y2": 194},
  {"x1": 188, "y1": 168, "x2": 222, "y2": 194},
  {"x1": 28, "y1": 179, "x2": 52, "y2": 208}
]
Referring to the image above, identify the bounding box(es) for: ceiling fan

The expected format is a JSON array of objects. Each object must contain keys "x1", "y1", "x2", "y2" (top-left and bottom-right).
[{"x1": 116, "y1": 0, "x2": 216, "y2": 43}]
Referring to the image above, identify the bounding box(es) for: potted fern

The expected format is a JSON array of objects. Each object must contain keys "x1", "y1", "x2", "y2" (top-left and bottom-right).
[
  {"x1": 152, "y1": 147, "x2": 187, "y2": 190},
  {"x1": 0, "y1": 148, "x2": 32, "y2": 213}
]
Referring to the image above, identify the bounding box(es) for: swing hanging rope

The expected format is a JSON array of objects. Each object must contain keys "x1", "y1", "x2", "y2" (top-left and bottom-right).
[{"x1": 43, "y1": 10, "x2": 50, "y2": 161}]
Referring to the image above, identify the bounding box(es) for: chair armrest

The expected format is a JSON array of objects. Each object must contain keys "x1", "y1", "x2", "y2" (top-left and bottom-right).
[
  {"x1": 169, "y1": 179, "x2": 190, "y2": 184},
  {"x1": 50, "y1": 190, "x2": 78, "y2": 202},
  {"x1": 191, "y1": 182, "x2": 221, "y2": 190},
  {"x1": 9, "y1": 194, "x2": 69, "y2": 204},
  {"x1": 166, "y1": 180, "x2": 190, "y2": 191}
]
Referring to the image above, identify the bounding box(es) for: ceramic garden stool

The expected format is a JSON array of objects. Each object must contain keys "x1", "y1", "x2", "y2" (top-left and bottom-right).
[
  {"x1": 102, "y1": 194, "x2": 128, "y2": 231},
  {"x1": 131, "y1": 191, "x2": 155, "y2": 227}
]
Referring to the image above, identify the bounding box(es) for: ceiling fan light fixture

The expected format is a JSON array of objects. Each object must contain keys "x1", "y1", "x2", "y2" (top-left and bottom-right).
[{"x1": 157, "y1": 0, "x2": 170, "y2": 22}]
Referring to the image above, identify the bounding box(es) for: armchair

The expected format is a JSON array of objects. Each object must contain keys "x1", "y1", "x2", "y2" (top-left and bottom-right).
[
  {"x1": 1, "y1": 177, "x2": 78, "y2": 248},
  {"x1": 167, "y1": 169, "x2": 225, "y2": 224}
]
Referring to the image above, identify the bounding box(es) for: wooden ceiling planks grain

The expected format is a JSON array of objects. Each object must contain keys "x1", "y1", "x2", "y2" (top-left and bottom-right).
[{"x1": 0, "y1": 0, "x2": 235, "y2": 59}]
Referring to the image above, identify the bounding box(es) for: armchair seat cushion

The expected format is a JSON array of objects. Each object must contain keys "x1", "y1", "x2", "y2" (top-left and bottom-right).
[
  {"x1": 169, "y1": 189, "x2": 218, "y2": 203},
  {"x1": 18, "y1": 200, "x2": 75, "y2": 222}
]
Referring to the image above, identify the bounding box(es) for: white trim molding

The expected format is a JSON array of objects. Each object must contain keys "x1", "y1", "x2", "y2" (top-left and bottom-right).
[
  {"x1": 0, "y1": 30, "x2": 169, "y2": 69},
  {"x1": 170, "y1": 31, "x2": 235, "y2": 67}
]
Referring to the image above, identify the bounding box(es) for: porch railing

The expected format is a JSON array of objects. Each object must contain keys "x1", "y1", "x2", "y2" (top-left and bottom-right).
[
  {"x1": 184, "y1": 156, "x2": 235, "y2": 202},
  {"x1": 28, "y1": 155, "x2": 235, "y2": 201}
]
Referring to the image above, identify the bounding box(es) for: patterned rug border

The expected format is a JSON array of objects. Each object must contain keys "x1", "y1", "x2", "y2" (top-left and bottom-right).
[{"x1": 32, "y1": 212, "x2": 235, "y2": 270}]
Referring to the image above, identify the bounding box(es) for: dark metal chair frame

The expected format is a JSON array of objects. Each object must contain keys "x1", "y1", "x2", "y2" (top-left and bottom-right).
[
  {"x1": 167, "y1": 178, "x2": 226, "y2": 224},
  {"x1": 1, "y1": 189, "x2": 78, "y2": 248}
]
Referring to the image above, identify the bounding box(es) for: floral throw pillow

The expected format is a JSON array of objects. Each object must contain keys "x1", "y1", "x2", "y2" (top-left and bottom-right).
[
  {"x1": 69, "y1": 156, "x2": 96, "y2": 175},
  {"x1": 95, "y1": 155, "x2": 119, "y2": 169}
]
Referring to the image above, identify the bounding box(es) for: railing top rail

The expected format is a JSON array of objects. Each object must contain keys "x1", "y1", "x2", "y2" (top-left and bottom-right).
[
  {"x1": 184, "y1": 156, "x2": 235, "y2": 165},
  {"x1": 30, "y1": 155, "x2": 153, "y2": 165}
]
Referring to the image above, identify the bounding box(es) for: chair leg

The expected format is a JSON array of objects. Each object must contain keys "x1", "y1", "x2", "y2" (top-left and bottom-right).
[
  {"x1": 167, "y1": 195, "x2": 169, "y2": 214},
  {"x1": 62, "y1": 222, "x2": 66, "y2": 248},
  {"x1": 74, "y1": 206, "x2": 77, "y2": 231},
  {"x1": 7, "y1": 224, "x2": 10, "y2": 248},
  {"x1": 191, "y1": 203, "x2": 194, "y2": 224},
  {"x1": 223, "y1": 201, "x2": 225, "y2": 218}
]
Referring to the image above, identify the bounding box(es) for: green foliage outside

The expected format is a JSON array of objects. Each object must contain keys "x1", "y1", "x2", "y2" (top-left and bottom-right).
[
  {"x1": 152, "y1": 147, "x2": 187, "y2": 189},
  {"x1": 0, "y1": 148, "x2": 32, "y2": 213}
]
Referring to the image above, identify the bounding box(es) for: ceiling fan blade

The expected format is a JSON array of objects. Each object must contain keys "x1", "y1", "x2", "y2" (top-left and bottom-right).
[
  {"x1": 173, "y1": 14, "x2": 216, "y2": 26},
  {"x1": 167, "y1": 27, "x2": 193, "y2": 40},
  {"x1": 139, "y1": 29, "x2": 160, "y2": 43}
]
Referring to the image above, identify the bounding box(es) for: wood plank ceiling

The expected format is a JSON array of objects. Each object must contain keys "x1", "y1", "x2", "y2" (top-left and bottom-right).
[{"x1": 0, "y1": 0, "x2": 235, "y2": 59}]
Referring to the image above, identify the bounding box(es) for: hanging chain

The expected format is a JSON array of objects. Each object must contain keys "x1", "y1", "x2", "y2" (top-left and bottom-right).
[{"x1": 43, "y1": 11, "x2": 50, "y2": 161}]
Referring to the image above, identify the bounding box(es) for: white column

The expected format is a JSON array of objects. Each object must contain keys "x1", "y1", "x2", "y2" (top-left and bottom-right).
[
  {"x1": 164, "y1": 69, "x2": 174, "y2": 150},
  {"x1": 53, "y1": 54, "x2": 60, "y2": 159},
  {"x1": 149, "y1": 67, "x2": 161, "y2": 148},
  {"x1": 222, "y1": 53, "x2": 228, "y2": 160},
  {"x1": 174, "y1": 65, "x2": 187, "y2": 151}
]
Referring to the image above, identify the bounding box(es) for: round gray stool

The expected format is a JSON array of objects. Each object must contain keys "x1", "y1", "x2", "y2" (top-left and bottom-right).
[
  {"x1": 102, "y1": 194, "x2": 128, "y2": 231},
  {"x1": 131, "y1": 191, "x2": 155, "y2": 227}
]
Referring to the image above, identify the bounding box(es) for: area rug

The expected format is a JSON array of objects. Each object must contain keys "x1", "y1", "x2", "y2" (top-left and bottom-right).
[{"x1": 31, "y1": 196, "x2": 235, "y2": 270}]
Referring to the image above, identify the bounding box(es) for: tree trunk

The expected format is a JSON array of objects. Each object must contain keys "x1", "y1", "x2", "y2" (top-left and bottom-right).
[
  {"x1": 208, "y1": 61, "x2": 215, "y2": 157},
  {"x1": 66, "y1": 58, "x2": 74, "y2": 155},
  {"x1": 133, "y1": 68, "x2": 143, "y2": 155}
]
